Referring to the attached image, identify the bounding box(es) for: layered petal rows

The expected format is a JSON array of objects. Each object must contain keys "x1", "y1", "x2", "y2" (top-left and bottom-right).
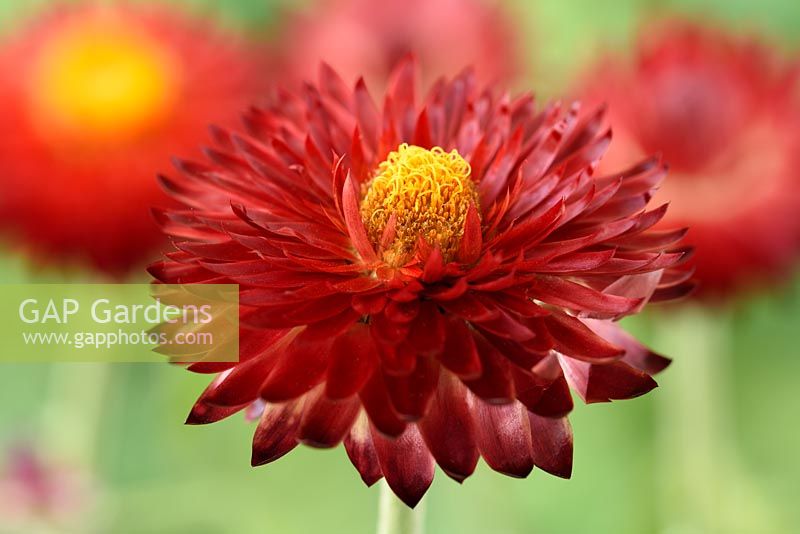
[{"x1": 151, "y1": 59, "x2": 690, "y2": 507}]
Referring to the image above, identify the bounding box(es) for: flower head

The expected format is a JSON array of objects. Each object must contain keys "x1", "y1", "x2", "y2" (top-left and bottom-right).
[
  {"x1": 578, "y1": 22, "x2": 800, "y2": 297},
  {"x1": 274, "y1": 0, "x2": 520, "y2": 90},
  {"x1": 150, "y1": 58, "x2": 691, "y2": 507},
  {"x1": 0, "y1": 445, "x2": 93, "y2": 531},
  {"x1": 0, "y1": 4, "x2": 265, "y2": 275}
]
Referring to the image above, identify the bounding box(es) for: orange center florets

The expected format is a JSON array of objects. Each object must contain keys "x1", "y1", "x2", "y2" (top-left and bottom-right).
[{"x1": 360, "y1": 143, "x2": 479, "y2": 265}]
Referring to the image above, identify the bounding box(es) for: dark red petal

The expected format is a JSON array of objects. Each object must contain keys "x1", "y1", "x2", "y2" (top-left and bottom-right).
[
  {"x1": 251, "y1": 400, "x2": 302, "y2": 466},
  {"x1": 370, "y1": 311, "x2": 410, "y2": 346},
  {"x1": 344, "y1": 414, "x2": 383, "y2": 486},
  {"x1": 418, "y1": 372, "x2": 479, "y2": 483},
  {"x1": 326, "y1": 323, "x2": 378, "y2": 399},
  {"x1": 187, "y1": 371, "x2": 249, "y2": 423},
  {"x1": 259, "y1": 328, "x2": 335, "y2": 402},
  {"x1": 472, "y1": 399, "x2": 534, "y2": 478},
  {"x1": 342, "y1": 172, "x2": 378, "y2": 262},
  {"x1": 406, "y1": 303, "x2": 446, "y2": 356},
  {"x1": 422, "y1": 246, "x2": 445, "y2": 283},
  {"x1": 457, "y1": 203, "x2": 483, "y2": 264},
  {"x1": 359, "y1": 372, "x2": 407, "y2": 437},
  {"x1": 439, "y1": 317, "x2": 482, "y2": 379},
  {"x1": 543, "y1": 313, "x2": 624, "y2": 363},
  {"x1": 529, "y1": 276, "x2": 643, "y2": 318},
  {"x1": 463, "y1": 332, "x2": 514, "y2": 403},
  {"x1": 298, "y1": 391, "x2": 361, "y2": 448},
  {"x1": 530, "y1": 375, "x2": 574, "y2": 418},
  {"x1": 185, "y1": 399, "x2": 246, "y2": 425},
  {"x1": 559, "y1": 356, "x2": 658, "y2": 403},
  {"x1": 528, "y1": 413, "x2": 573, "y2": 478},
  {"x1": 384, "y1": 355, "x2": 441, "y2": 421},
  {"x1": 371, "y1": 424, "x2": 435, "y2": 508},
  {"x1": 583, "y1": 319, "x2": 671, "y2": 375},
  {"x1": 205, "y1": 355, "x2": 277, "y2": 407}
]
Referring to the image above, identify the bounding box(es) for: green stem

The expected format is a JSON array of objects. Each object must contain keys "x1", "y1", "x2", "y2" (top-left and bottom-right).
[
  {"x1": 376, "y1": 481, "x2": 425, "y2": 534},
  {"x1": 39, "y1": 362, "x2": 111, "y2": 469},
  {"x1": 653, "y1": 306, "x2": 777, "y2": 533}
]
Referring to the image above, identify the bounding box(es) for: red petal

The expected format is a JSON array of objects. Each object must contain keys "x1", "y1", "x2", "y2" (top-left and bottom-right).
[
  {"x1": 559, "y1": 356, "x2": 658, "y2": 403},
  {"x1": 582, "y1": 319, "x2": 671, "y2": 375},
  {"x1": 384, "y1": 355, "x2": 441, "y2": 420},
  {"x1": 418, "y1": 372, "x2": 479, "y2": 482},
  {"x1": 298, "y1": 391, "x2": 360, "y2": 448},
  {"x1": 421, "y1": 247, "x2": 445, "y2": 283},
  {"x1": 259, "y1": 328, "x2": 335, "y2": 402},
  {"x1": 205, "y1": 355, "x2": 277, "y2": 407},
  {"x1": 543, "y1": 313, "x2": 624, "y2": 363},
  {"x1": 185, "y1": 399, "x2": 246, "y2": 425},
  {"x1": 406, "y1": 303, "x2": 446, "y2": 356},
  {"x1": 457, "y1": 203, "x2": 483, "y2": 264},
  {"x1": 463, "y1": 332, "x2": 514, "y2": 403},
  {"x1": 359, "y1": 373, "x2": 407, "y2": 437},
  {"x1": 342, "y1": 172, "x2": 378, "y2": 262},
  {"x1": 529, "y1": 375, "x2": 574, "y2": 418},
  {"x1": 326, "y1": 323, "x2": 378, "y2": 399},
  {"x1": 529, "y1": 276, "x2": 643, "y2": 318},
  {"x1": 439, "y1": 317, "x2": 482, "y2": 379},
  {"x1": 344, "y1": 413, "x2": 383, "y2": 486},
  {"x1": 371, "y1": 424, "x2": 435, "y2": 508},
  {"x1": 472, "y1": 399, "x2": 534, "y2": 478},
  {"x1": 251, "y1": 400, "x2": 302, "y2": 466},
  {"x1": 528, "y1": 413, "x2": 573, "y2": 478}
]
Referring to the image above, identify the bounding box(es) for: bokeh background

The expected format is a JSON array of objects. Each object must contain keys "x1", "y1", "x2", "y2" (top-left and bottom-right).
[{"x1": 1, "y1": 0, "x2": 799, "y2": 533}]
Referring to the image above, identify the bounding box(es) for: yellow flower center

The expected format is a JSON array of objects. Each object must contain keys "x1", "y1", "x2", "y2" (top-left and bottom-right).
[
  {"x1": 360, "y1": 143, "x2": 479, "y2": 265},
  {"x1": 29, "y1": 19, "x2": 180, "y2": 144}
]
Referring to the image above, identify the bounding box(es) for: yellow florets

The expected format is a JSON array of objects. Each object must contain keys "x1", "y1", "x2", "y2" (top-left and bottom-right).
[{"x1": 360, "y1": 143, "x2": 479, "y2": 265}]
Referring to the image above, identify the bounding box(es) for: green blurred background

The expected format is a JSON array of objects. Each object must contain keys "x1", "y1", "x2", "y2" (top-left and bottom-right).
[{"x1": 1, "y1": 0, "x2": 799, "y2": 533}]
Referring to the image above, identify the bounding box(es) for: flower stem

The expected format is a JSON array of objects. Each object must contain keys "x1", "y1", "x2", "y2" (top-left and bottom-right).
[
  {"x1": 653, "y1": 306, "x2": 777, "y2": 533},
  {"x1": 39, "y1": 362, "x2": 111, "y2": 469},
  {"x1": 376, "y1": 481, "x2": 425, "y2": 534}
]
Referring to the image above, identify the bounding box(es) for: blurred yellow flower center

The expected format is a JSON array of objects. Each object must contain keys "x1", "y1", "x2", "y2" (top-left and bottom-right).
[
  {"x1": 30, "y1": 21, "x2": 179, "y2": 143},
  {"x1": 361, "y1": 143, "x2": 479, "y2": 265}
]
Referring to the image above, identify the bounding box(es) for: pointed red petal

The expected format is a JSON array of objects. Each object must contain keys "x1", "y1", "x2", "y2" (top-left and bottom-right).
[
  {"x1": 472, "y1": 399, "x2": 534, "y2": 478},
  {"x1": 458, "y1": 203, "x2": 483, "y2": 264},
  {"x1": 371, "y1": 424, "x2": 434, "y2": 508},
  {"x1": 342, "y1": 172, "x2": 378, "y2": 262},
  {"x1": 326, "y1": 323, "x2": 378, "y2": 399},
  {"x1": 418, "y1": 372, "x2": 479, "y2": 482},
  {"x1": 344, "y1": 413, "x2": 383, "y2": 486},
  {"x1": 528, "y1": 413, "x2": 573, "y2": 478},
  {"x1": 251, "y1": 400, "x2": 302, "y2": 466},
  {"x1": 439, "y1": 317, "x2": 482, "y2": 379},
  {"x1": 298, "y1": 391, "x2": 361, "y2": 448}
]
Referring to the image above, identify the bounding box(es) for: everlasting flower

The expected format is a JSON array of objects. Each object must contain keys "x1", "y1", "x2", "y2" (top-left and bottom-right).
[
  {"x1": 578, "y1": 22, "x2": 800, "y2": 297},
  {"x1": 150, "y1": 58, "x2": 692, "y2": 507},
  {"x1": 274, "y1": 0, "x2": 519, "y2": 90},
  {"x1": 0, "y1": 445, "x2": 92, "y2": 531},
  {"x1": 0, "y1": 4, "x2": 265, "y2": 275}
]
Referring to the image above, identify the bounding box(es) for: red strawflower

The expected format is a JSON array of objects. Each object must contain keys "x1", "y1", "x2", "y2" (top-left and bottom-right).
[
  {"x1": 578, "y1": 22, "x2": 800, "y2": 297},
  {"x1": 273, "y1": 0, "x2": 519, "y2": 90},
  {"x1": 150, "y1": 58, "x2": 692, "y2": 507},
  {"x1": 0, "y1": 4, "x2": 265, "y2": 275},
  {"x1": 0, "y1": 445, "x2": 92, "y2": 530}
]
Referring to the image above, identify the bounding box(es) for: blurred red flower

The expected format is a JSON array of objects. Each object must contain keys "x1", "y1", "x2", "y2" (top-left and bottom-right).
[
  {"x1": 150, "y1": 58, "x2": 691, "y2": 507},
  {"x1": 274, "y1": 0, "x2": 520, "y2": 90},
  {"x1": 0, "y1": 4, "x2": 265, "y2": 275},
  {"x1": 578, "y1": 22, "x2": 800, "y2": 297},
  {"x1": 0, "y1": 445, "x2": 93, "y2": 530}
]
